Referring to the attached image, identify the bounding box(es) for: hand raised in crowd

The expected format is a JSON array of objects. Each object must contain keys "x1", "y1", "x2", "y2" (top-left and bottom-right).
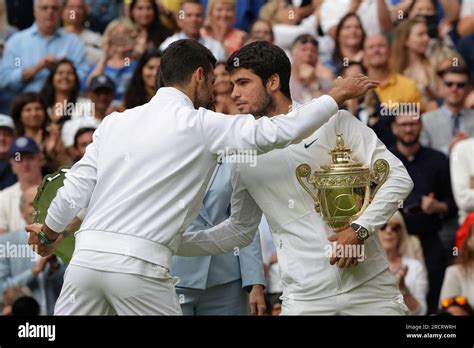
[{"x1": 328, "y1": 74, "x2": 379, "y2": 107}]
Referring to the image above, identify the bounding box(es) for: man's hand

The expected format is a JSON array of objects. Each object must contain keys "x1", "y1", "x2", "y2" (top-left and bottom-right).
[
  {"x1": 329, "y1": 74, "x2": 379, "y2": 106},
  {"x1": 26, "y1": 223, "x2": 62, "y2": 257},
  {"x1": 328, "y1": 225, "x2": 364, "y2": 268},
  {"x1": 421, "y1": 192, "x2": 448, "y2": 215},
  {"x1": 249, "y1": 284, "x2": 266, "y2": 316}
]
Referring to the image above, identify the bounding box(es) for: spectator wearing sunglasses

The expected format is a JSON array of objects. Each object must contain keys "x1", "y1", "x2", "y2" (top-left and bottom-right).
[
  {"x1": 440, "y1": 222, "x2": 474, "y2": 311},
  {"x1": 439, "y1": 296, "x2": 473, "y2": 316},
  {"x1": 421, "y1": 64, "x2": 474, "y2": 155},
  {"x1": 378, "y1": 210, "x2": 428, "y2": 315}
]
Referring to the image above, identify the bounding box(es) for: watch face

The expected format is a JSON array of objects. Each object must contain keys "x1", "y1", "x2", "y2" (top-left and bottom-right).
[{"x1": 358, "y1": 228, "x2": 369, "y2": 240}]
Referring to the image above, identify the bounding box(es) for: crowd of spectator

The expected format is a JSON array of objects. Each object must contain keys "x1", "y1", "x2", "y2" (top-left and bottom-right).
[{"x1": 0, "y1": 0, "x2": 473, "y2": 316}]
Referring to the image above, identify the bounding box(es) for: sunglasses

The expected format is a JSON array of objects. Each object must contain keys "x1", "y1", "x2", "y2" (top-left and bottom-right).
[
  {"x1": 381, "y1": 223, "x2": 402, "y2": 232},
  {"x1": 444, "y1": 80, "x2": 468, "y2": 88},
  {"x1": 441, "y1": 296, "x2": 467, "y2": 309}
]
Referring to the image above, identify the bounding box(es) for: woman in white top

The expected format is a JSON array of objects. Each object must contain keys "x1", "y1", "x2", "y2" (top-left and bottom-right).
[
  {"x1": 440, "y1": 222, "x2": 474, "y2": 309},
  {"x1": 379, "y1": 210, "x2": 429, "y2": 315}
]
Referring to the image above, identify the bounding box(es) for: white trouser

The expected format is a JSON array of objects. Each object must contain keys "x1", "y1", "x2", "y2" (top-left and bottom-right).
[
  {"x1": 281, "y1": 269, "x2": 409, "y2": 315},
  {"x1": 54, "y1": 265, "x2": 182, "y2": 315}
]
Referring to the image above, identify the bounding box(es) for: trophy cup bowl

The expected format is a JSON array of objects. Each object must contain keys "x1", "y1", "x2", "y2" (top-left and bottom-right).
[{"x1": 296, "y1": 134, "x2": 390, "y2": 230}]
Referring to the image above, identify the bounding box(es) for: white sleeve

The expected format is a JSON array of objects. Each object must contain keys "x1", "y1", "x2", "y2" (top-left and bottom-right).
[
  {"x1": 45, "y1": 118, "x2": 103, "y2": 233},
  {"x1": 176, "y1": 166, "x2": 262, "y2": 256},
  {"x1": 320, "y1": 0, "x2": 346, "y2": 34},
  {"x1": 273, "y1": 15, "x2": 317, "y2": 50},
  {"x1": 450, "y1": 141, "x2": 474, "y2": 212},
  {"x1": 406, "y1": 259, "x2": 429, "y2": 315},
  {"x1": 333, "y1": 111, "x2": 414, "y2": 235},
  {"x1": 200, "y1": 95, "x2": 338, "y2": 156}
]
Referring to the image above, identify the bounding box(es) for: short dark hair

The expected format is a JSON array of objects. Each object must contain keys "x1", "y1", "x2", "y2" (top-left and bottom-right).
[
  {"x1": 11, "y1": 296, "x2": 40, "y2": 316},
  {"x1": 74, "y1": 127, "x2": 96, "y2": 148},
  {"x1": 437, "y1": 64, "x2": 471, "y2": 81},
  {"x1": 226, "y1": 41, "x2": 292, "y2": 100},
  {"x1": 159, "y1": 39, "x2": 216, "y2": 87}
]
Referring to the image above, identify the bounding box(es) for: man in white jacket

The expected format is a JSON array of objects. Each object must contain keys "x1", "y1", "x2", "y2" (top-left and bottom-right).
[
  {"x1": 26, "y1": 39, "x2": 378, "y2": 315},
  {"x1": 177, "y1": 41, "x2": 413, "y2": 315}
]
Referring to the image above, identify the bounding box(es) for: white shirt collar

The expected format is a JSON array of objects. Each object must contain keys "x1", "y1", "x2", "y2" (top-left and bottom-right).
[{"x1": 153, "y1": 87, "x2": 195, "y2": 108}]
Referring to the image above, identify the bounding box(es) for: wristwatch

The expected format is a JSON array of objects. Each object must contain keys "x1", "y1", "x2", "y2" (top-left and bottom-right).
[
  {"x1": 351, "y1": 223, "x2": 369, "y2": 241},
  {"x1": 38, "y1": 229, "x2": 58, "y2": 245}
]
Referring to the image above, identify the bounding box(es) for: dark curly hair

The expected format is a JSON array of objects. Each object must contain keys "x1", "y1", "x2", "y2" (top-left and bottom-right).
[{"x1": 226, "y1": 41, "x2": 291, "y2": 100}]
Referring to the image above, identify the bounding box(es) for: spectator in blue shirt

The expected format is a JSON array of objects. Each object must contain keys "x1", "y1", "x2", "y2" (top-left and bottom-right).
[{"x1": 0, "y1": 0, "x2": 88, "y2": 107}]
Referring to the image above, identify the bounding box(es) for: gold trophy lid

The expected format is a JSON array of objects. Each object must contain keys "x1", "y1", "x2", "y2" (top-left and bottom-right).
[{"x1": 319, "y1": 133, "x2": 368, "y2": 173}]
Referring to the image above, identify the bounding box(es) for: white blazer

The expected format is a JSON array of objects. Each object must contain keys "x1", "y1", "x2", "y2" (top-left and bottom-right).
[
  {"x1": 178, "y1": 110, "x2": 414, "y2": 301},
  {"x1": 45, "y1": 87, "x2": 338, "y2": 272}
]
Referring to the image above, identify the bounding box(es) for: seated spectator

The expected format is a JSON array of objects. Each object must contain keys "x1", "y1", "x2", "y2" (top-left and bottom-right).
[
  {"x1": 201, "y1": 0, "x2": 265, "y2": 33},
  {"x1": 212, "y1": 62, "x2": 238, "y2": 114},
  {"x1": 363, "y1": 34, "x2": 426, "y2": 146},
  {"x1": 2, "y1": 286, "x2": 32, "y2": 315},
  {"x1": 0, "y1": 0, "x2": 88, "y2": 105},
  {"x1": 85, "y1": 0, "x2": 119, "y2": 33},
  {"x1": 319, "y1": 0, "x2": 392, "y2": 38},
  {"x1": 328, "y1": 13, "x2": 365, "y2": 75},
  {"x1": 0, "y1": 185, "x2": 64, "y2": 315},
  {"x1": 129, "y1": 0, "x2": 172, "y2": 55},
  {"x1": 440, "y1": 222, "x2": 474, "y2": 311},
  {"x1": 73, "y1": 127, "x2": 95, "y2": 162},
  {"x1": 159, "y1": 0, "x2": 225, "y2": 62},
  {"x1": 61, "y1": 74, "x2": 115, "y2": 159},
  {"x1": 0, "y1": 114, "x2": 16, "y2": 190},
  {"x1": 248, "y1": 19, "x2": 274, "y2": 43},
  {"x1": 450, "y1": 138, "x2": 474, "y2": 226},
  {"x1": 10, "y1": 93, "x2": 69, "y2": 173},
  {"x1": 201, "y1": 0, "x2": 247, "y2": 56},
  {"x1": 391, "y1": 17, "x2": 438, "y2": 111},
  {"x1": 259, "y1": 0, "x2": 334, "y2": 65},
  {"x1": 379, "y1": 210, "x2": 428, "y2": 315},
  {"x1": 86, "y1": 17, "x2": 139, "y2": 105},
  {"x1": 61, "y1": 0, "x2": 102, "y2": 68},
  {"x1": 390, "y1": 113, "x2": 457, "y2": 313},
  {"x1": 0, "y1": 137, "x2": 43, "y2": 233},
  {"x1": 40, "y1": 58, "x2": 90, "y2": 123},
  {"x1": 290, "y1": 34, "x2": 332, "y2": 104},
  {"x1": 421, "y1": 64, "x2": 474, "y2": 154},
  {"x1": 123, "y1": 48, "x2": 162, "y2": 110}
]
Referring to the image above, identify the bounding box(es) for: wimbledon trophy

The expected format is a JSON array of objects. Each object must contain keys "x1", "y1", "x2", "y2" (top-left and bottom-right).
[
  {"x1": 296, "y1": 134, "x2": 390, "y2": 230},
  {"x1": 33, "y1": 167, "x2": 76, "y2": 263}
]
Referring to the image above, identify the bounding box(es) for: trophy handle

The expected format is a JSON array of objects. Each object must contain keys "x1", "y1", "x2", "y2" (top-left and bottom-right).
[
  {"x1": 370, "y1": 159, "x2": 390, "y2": 201},
  {"x1": 296, "y1": 164, "x2": 321, "y2": 212}
]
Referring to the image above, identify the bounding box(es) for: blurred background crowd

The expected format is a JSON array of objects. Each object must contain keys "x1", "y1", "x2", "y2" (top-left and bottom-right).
[{"x1": 0, "y1": 0, "x2": 473, "y2": 317}]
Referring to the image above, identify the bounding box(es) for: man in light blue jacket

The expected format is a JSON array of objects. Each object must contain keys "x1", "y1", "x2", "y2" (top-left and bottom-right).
[
  {"x1": 172, "y1": 162, "x2": 266, "y2": 315},
  {"x1": 0, "y1": 186, "x2": 64, "y2": 315}
]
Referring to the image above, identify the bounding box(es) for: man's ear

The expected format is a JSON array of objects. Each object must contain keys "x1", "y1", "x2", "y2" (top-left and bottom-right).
[
  {"x1": 194, "y1": 67, "x2": 205, "y2": 84},
  {"x1": 267, "y1": 73, "x2": 281, "y2": 93}
]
